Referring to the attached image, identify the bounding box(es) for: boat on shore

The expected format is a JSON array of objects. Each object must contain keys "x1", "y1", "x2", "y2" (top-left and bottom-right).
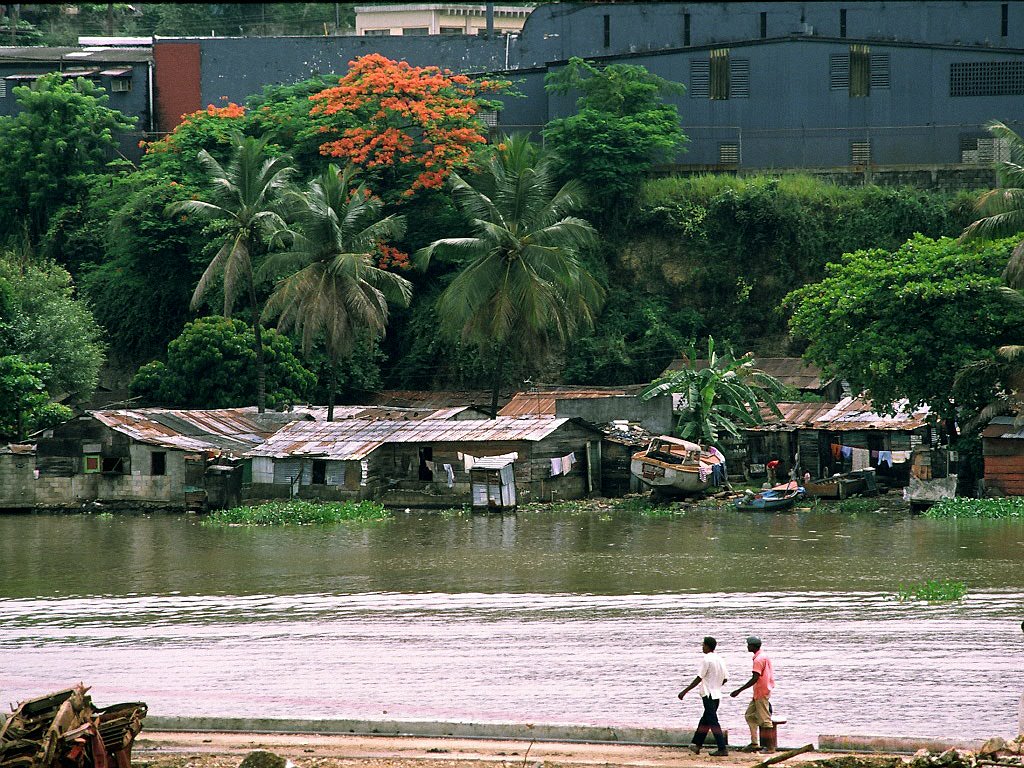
[
  {"x1": 804, "y1": 469, "x2": 877, "y2": 499},
  {"x1": 735, "y1": 481, "x2": 805, "y2": 512},
  {"x1": 630, "y1": 436, "x2": 727, "y2": 497}
]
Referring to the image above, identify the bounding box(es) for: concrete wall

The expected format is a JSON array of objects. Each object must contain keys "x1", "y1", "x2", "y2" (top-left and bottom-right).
[
  {"x1": 555, "y1": 394, "x2": 673, "y2": 435},
  {"x1": 34, "y1": 445, "x2": 189, "y2": 506},
  {"x1": 0, "y1": 452, "x2": 36, "y2": 508}
]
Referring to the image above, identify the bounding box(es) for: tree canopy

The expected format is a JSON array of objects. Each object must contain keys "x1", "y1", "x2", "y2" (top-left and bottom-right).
[{"x1": 786, "y1": 234, "x2": 1024, "y2": 430}]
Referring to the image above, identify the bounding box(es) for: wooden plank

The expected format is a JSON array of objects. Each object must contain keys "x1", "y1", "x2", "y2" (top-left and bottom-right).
[{"x1": 750, "y1": 744, "x2": 815, "y2": 768}]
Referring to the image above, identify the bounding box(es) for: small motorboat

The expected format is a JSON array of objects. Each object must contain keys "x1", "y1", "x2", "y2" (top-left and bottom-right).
[
  {"x1": 630, "y1": 435, "x2": 727, "y2": 497},
  {"x1": 804, "y1": 469, "x2": 877, "y2": 499},
  {"x1": 735, "y1": 481, "x2": 805, "y2": 512}
]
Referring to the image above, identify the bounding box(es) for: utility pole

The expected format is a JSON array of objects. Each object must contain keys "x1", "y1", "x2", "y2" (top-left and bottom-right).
[{"x1": 106, "y1": 2, "x2": 114, "y2": 36}]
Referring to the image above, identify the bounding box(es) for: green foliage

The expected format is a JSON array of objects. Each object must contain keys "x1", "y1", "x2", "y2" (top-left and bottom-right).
[
  {"x1": 544, "y1": 58, "x2": 687, "y2": 220},
  {"x1": 203, "y1": 498, "x2": 388, "y2": 526},
  {"x1": 895, "y1": 579, "x2": 967, "y2": 602},
  {"x1": 787, "y1": 234, "x2": 1024, "y2": 426},
  {"x1": 0, "y1": 355, "x2": 73, "y2": 441},
  {"x1": 129, "y1": 316, "x2": 315, "y2": 409},
  {"x1": 0, "y1": 254, "x2": 105, "y2": 401},
  {"x1": 0, "y1": 74, "x2": 135, "y2": 241},
  {"x1": 245, "y1": 76, "x2": 341, "y2": 176},
  {"x1": 925, "y1": 497, "x2": 1024, "y2": 519},
  {"x1": 416, "y1": 136, "x2": 603, "y2": 411},
  {"x1": 629, "y1": 175, "x2": 976, "y2": 345},
  {"x1": 68, "y1": 172, "x2": 208, "y2": 364},
  {"x1": 643, "y1": 337, "x2": 786, "y2": 446}
]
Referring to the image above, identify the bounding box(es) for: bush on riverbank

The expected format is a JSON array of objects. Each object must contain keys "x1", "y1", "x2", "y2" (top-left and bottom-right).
[
  {"x1": 924, "y1": 497, "x2": 1024, "y2": 519},
  {"x1": 203, "y1": 499, "x2": 389, "y2": 526}
]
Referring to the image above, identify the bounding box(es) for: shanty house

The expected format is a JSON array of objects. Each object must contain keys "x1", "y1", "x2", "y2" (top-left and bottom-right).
[
  {"x1": 0, "y1": 444, "x2": 36, "y2": 509},
  {"x1": 244, "y1": 416, "x2": 605, "y2": 506},
  {"x1": 744, "y1": 398, "x2": 932, "y2": 484},
  {"x1": 982, "y1": 416, "x2": 1024, "y2": 496},
  {"x1": 33, "y1": 408, "x2": 301, "y2": 509}
]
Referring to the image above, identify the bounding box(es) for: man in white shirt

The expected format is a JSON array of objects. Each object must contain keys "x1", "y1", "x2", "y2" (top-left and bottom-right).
[{"x1": 678, "y1": 636, "x2": 730, "y2": 756}]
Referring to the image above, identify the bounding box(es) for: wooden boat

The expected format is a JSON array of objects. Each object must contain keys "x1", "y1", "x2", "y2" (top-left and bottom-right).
[
  {"x1": 630, "y1": 435, "x2": 726, "y2": 496},
  {"x1": 804, "y1": 469, "x2": 877, "y2": 499},
  {"x1": 735, "y1": 481, "x2": 805, "y2": 512}
]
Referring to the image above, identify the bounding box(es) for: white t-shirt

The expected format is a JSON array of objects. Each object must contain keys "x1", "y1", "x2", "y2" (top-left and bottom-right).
[{"x1": 698, "y1": 652, "x2": 729, "y2": 699}]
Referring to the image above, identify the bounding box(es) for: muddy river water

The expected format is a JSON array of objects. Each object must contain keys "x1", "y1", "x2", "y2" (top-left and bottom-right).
[{"x1": 1, "y1": 506, "x2": 1022, "y2": 745}]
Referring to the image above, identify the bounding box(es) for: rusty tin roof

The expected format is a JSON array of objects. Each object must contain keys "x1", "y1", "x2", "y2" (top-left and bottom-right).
[
  {"x1": 499, "y1": 387, "x2": 641, "y2": 417},
  {"x1": 748, "y1": 397, "x2": 931, "y2": 432},
  {"x1": 89, "y1": 408, "x2": 295, "y2": 456},
  {"x1": 663, "y1": 357, "x2": 832, "y2": 391},
  {"x1": 247, "y1": 416, "x2": 597, "y2": 460}
]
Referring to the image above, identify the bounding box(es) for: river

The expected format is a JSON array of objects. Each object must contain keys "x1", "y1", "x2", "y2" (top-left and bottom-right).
[{"x1": 1, "y1": 505, "x2": 1022, "y2": 745}]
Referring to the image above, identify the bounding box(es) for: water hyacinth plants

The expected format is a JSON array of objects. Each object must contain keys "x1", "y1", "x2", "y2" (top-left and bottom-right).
[
  {"x1": 203, "y1": 499, "x2": 389, "y2": 526},
  {"x1": 924, "y1": 497, "x2": 1024, "y2": 519},
  {"x1": 895, "y1": 579, "x2": 967, "y2": 602}
]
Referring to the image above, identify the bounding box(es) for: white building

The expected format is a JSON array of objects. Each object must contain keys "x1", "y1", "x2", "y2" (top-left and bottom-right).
[{"x1": 354, "y1": 4, "x2": 533, "y2": 36}]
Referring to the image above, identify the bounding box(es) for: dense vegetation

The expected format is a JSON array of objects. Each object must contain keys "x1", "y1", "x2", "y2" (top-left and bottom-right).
[{"x1": 203, "y1": 499, "x2": 389, "y2": 526}]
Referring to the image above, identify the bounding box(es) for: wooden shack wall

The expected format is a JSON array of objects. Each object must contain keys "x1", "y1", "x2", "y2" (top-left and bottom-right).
[
  {"x1": 601, "y1": 439, "x2": 636, "y2": 497},
  {"x1": 983, "y1": 437, "x2": 1024, "y2": 495}
]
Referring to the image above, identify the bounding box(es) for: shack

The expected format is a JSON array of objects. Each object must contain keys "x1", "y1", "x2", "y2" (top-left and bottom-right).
[
  {"x1": 0, "y1": 444, "x2": 36, "y2": 509},
  {"x1": 33, "y1": 408, "x2": 305, "y2": 509},
  {"x1": 981, "y1": 416, "x2": 1024, "y2": 496},
  {"x1": 244, "y1": 416, "x2": 604, "y2": 506},
  {"x1": 744, "y1": 398, "x2": 932, "y2": 486}
]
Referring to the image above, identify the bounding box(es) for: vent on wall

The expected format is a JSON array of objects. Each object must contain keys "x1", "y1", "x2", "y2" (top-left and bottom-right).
[
  {"x1": 831, "y1": 49, "x2": 889, "y2": 91},
  {"x1": 0, "y1": 80, "x2": 5, "y2": 98},
  {"x1": 689, "y1": 57, "x2": 749, "y2": 98},
  {"x1": 960, "y1": 134, "x2": 1010, "y2": 163},
  {"x1": 950, "y1": 60, "x2": 1024, "y2": 96},
  {"x1": 851, "y1": 140, "x2": 871, "y2": 165},
  {"x1": 719, "y1": 143, "x2": 740, "y2": 164}
]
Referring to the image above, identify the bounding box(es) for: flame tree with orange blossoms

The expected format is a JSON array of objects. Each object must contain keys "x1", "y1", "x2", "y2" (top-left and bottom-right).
[{"x1": 310, "y1": 54, "x2": 510, "y2": 198}]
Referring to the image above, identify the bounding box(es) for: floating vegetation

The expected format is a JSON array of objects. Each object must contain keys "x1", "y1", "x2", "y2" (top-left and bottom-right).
[
  {"x1": 895, "y1": 579, "x2": 967, "y2": 602},
  {"x1": 203, "y1": 499, "x2": 389, "y2": 526},
  {"x1": 924, "y1": 497, "x2": 1024, "y2": 519}
]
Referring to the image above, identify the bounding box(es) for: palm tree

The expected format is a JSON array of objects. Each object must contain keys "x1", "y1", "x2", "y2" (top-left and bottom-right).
[
  {"x1": 259, "y1": 164, "x2": 412, "y2": 420},
  {"x1": 167, "y1": 134, "x2": 294, "y2": 413},
  {"x1": 415, "y1": 135, "x2": 604, "y2": 417},
  {"x1": 959, "y1": 120, "x2": 1024, "y2": 287},
  {"x1": 642, "y1": 337, "x2": 785, "y2": 447}
]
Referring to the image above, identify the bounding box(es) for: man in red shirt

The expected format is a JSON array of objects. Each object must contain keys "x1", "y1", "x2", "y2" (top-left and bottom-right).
[{"x1": 730, "y1": 636, "x2": 775, "y2": 752}]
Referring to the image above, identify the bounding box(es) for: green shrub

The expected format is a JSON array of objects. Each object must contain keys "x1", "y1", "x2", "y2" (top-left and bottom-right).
[
  {"x1": 203, "y1": 499, "x2": 389, "y2": 526},
  {"x1": 925, "y1": 497, "x2": 1024, "y2": 519},
  {"x1": 895, "y1": 579, "x2": 967, "y2": 602}
]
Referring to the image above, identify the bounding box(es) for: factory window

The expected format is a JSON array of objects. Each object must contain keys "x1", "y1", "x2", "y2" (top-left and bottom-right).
[
  {"x1": 831, "y1": 46, "x2": 886, "y2": 95},
  {"x1": 710, "y1": 48, "x2": 730, "y2": 99},
  {"x1": 683, "y1": 13, "x2": 690, "y2": 46},
  {"x1": 110, "y1": 78, "x2": 132, "y2": 92},
  {"x1": 851, "y1": 140, "x2": 872, "y2": 166},
  {"x1": 760, "y1": 12, "x2": 767, "y2": 39},
  {"x1": 960, "y1": 134, "x2": 1011, "y2": 164},
  {"x1": 440, "y1": 26, "x2": 463, "y2": 34},
  {"x1": 402, "y1": 27, "x2": 429, "y2": 35},
  {"x1": 0, "y1": 80, "x2": 6, "y2": 98},
  {"x1": 363, "y1": 28, "x2": 390, "y2": 36},
  {"x1": 719, "y1": 143, "x2": 740, "y2": 165},
  {"x1": 850, "y1": 44, "x2": 870, "y2": 96},
  {"x1": 950, "y1": 60, "x2": 1024, "y2": 96},
  {"x1": 730, "y1": 58, "x2": 750, "y2": 97},
  {"x1": 603, "y1": 14, "x2": 610, "y2": 47},
  {"x1": 1002, "y1": 3, "x2": 1009, "y2": 37},
  {"x1": 477, "y1": 108, "x2": 498, "y2": 128},
  {"x1": 151, "y1": 452, "x2": 166, "y2": 476},
  {"x1": 840, "y1": 8, "x2": 847, "y2": 38}
]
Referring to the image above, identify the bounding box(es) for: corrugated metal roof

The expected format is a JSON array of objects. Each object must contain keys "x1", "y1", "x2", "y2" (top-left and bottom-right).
[
  {"x1": 982, "y1": 416, "x2": 1024, "y2": 439},
  {"x1": 747, "y1": 397, "x2": 931, "y2": 432},
  {"x1": 0, "y1": 47, "x2": 151, "y2": 63},
  {"x1": 361, "y1": 390, "x2": 505, "y2": 409},
  {"x1": 89, "y1": 408, "x2": 291, "y2": 456},
  {"x1": 663, "y1": 357, "x2": 831, "y2": 391},
  {"x1": 247, "y1": 416, "x2": 594, "y2": 460},
  {"x1": 499, "y1": 388, "x2": 638, "y2": 417}
]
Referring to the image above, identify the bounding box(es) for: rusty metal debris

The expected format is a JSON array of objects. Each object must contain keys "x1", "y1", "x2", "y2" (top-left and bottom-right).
[{"x1": 0, "y1": 685, "x2": 146, "y2": 768}]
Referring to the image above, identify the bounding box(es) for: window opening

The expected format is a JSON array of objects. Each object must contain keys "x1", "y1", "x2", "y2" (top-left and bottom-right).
[
  {"x1": 683, "y1": 13, "x2": 690, "y2": 46},
  {"x1": 710, "y1": 48, "x2": 730, "y2": 99},
  {"x1": 418, "y1": 446, "x2": 434, "y2": 481},
  {"x1": 850, "y1": 44, "x2": 870, "y2": 96},
  {"x1": 760, "y1": 12, "x2": 767, "y2": 38},
  {"x1": 840, "y1": 8, "x2": 847, "y2": 38},
  {"x1": 151, "y1": 452, "x2": 166, "y2": 476},
  {"x1": 101, "y1": 456, "x2": 126, "y2": 473},
  {"x1": 1002, "y1": 3, "x2": 1009, "y2": 37},
  {"x1": 312, "y1": 459, "x2": 327, "y2": 485},
  {"x1": 603, "y1": 14, "x2": 610, "y2": 47},
  {"x1": 951, "y1": 60, "x2": 1024, "y2": 96},
  {"x1": 83, "y1": 455, "x2": 101, "y2": 473}
]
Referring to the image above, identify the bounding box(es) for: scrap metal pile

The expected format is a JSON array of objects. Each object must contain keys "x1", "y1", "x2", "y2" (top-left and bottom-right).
[{"x1": 0, "y1": 686, "x2": 146, "y2": 768}]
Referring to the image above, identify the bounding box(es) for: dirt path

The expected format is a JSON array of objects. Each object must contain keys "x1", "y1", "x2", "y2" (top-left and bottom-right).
[{"x1": 133, "y1": 731, "x2": 851, "y2": 768}]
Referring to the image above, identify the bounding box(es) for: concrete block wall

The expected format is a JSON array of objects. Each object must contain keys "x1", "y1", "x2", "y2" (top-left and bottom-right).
[{"x1": 0, "y1": 454, "x2": 36, "y2": 508}]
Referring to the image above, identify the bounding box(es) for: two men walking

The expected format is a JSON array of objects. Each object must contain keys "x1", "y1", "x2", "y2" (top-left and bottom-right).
[{"x1": 679, "y1": 635, "x2": 775, "y2": 756}]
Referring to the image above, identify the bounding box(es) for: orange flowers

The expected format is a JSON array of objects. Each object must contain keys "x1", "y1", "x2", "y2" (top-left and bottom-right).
[
  {"x1": 376, "y1": 242, "x2": 411, "y2": 271},
  {"x1": 309, "y1": 53, "x2": 510, "y2": 197}
]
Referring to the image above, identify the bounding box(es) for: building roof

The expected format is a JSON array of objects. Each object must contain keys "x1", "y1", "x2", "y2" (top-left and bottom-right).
[
  {"x1": 982, "y1": 416, "x2": 1024, "y2": 440},
  {"x1": 89, "y1": 408, "x2": 303, "y2": 457},
  {"x1": 0, "y1": 46, "x2": 152, "y2": 64},
  {"x1": 662, "y1": 357, "x2": 831, "y2": 392},
  {"x1": 247, "y1": 416, "x2": 597, "y2": 460},
  {"x1": 498, "y1": 387, "x2": 643, "y2": 417},
  {"x1": 747, "y1": 397, "x2": 931, "y2": 433},
  {"x1": 360, "y1": 389, "x2": 505, "y2": 409}
]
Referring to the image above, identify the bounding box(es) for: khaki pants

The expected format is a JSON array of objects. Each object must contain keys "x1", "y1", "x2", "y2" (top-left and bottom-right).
[{"x1": 745, "y1": 697, "x2": 773, "y2": 728}]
